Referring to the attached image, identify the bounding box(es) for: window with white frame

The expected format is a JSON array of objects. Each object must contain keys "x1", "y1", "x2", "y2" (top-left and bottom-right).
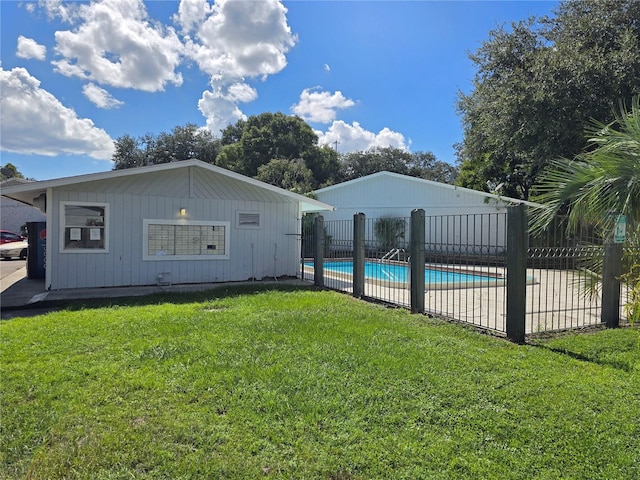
[
  {"x1": 143, "y1": 219, "x2": 230, "y2": 260},
  {"x1": 61, "y1": 202, "x2": 109, "y2": 252}
]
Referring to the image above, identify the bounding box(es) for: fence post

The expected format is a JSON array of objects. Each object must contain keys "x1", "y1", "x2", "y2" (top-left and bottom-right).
[
  {"x1": 353, "y1": 212, "x2": 366, "y2": 298},
  {"x1": 314, "y1": 215, "x2": 324, "y2": 287},
  {"x1": 410, "y1": 209, "x2": 426, "y2": 313},
  {"x1": 601, "y1": 242, "x2": 622, "y2": 328},
  {"x1": 506, "y1": 204, "x2": 527, "y2": 343}
]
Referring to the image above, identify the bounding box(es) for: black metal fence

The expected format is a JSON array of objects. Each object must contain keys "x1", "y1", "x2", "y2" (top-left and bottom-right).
[
  {"x1": 526, "y1": 216, "x2": 607, "y2": 333},
  {"x1": 622, "y1": 245, "x2": 640, "y2": 322},
  {"x1": 302, "y1": 207, "x2": 633, "y2": 341},
  {"x1": 423, "y1": 212, "x2": 508, "y2": 332}
]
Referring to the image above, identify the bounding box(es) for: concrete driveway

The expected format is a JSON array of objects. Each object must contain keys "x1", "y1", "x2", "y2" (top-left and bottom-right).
[{"x1": 1, "y1": 258, "x2": 26, "y2": 283}]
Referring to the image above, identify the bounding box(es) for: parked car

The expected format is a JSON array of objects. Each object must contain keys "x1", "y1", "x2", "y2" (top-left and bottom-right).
[
  {"x1": 0, "y1": 230, "x2": 25, "y2": 244},
  {"x1": 0, "y1": 239, "x2": 28, "y2": 260}
]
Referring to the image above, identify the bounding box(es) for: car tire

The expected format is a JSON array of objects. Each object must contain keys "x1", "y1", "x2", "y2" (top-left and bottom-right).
[{"x1": 20, "y1": 249, "x2": 27, "y2": 260}]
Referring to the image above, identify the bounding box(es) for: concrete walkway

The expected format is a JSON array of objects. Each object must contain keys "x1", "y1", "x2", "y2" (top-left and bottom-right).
[{"x1": 0, "y1": 267, "x2": 309, "y2": 319}]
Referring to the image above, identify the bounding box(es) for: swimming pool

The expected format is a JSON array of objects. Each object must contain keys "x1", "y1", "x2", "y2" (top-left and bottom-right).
[{"x1": 305, "y1": 260, "x2": 503, "y2": 289}]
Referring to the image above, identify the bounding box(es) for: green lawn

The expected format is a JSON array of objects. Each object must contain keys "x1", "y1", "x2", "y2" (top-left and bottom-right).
[{"x1": 1, "y1": 285, "x2": 639, "y2": 479}]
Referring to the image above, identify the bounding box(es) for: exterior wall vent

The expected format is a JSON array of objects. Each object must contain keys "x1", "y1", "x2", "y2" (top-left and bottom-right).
[
  {"x1": 156, "y1": 272, "x2": 171, "y2": 286},
  {"x1": 237, "y1": 212, "x2": 261, "y2": 228}
]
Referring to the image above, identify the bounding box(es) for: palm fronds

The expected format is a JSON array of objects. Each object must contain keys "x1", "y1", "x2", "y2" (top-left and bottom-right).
[{"x1": 531, "y1": 95, "x2": 640, "y2": 238}]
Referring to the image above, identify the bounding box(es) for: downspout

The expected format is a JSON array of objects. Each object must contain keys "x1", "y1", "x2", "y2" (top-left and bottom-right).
[
  {"x1": 297, "y1": 204, "x2": 303, "y2": 279},
  {"x1": 45, "y1": 187, "x2": 53, "y2": 290}
]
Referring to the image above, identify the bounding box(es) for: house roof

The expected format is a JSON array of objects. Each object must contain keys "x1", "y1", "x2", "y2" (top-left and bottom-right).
[
  {"x1": 0, "y1": 177, "x2": 34, "y2": 187},
  {"x1": 0, "y1": 160, "x2": 334, "y2": 213},
  {"x1": 315, "y1": 171, "x2": 541, "y2": 208}
]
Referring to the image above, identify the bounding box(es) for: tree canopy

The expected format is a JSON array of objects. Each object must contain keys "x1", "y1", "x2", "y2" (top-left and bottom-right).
[
  {"x1": 456, "y1": 0, "x2": 640, "y2": 200},
  {"x1": 112, "y1": 124, "x2": 220, "y2": 170},
  {"x1": 111, "y1": 113, "x2": 457, "y2": 192},
  {"x1": 532, "y1": 96, "x2": 640, "y2": 238},
  {"x1": 340, "y1": 147, "x2": 457, "y2": 184},
  {"x1": 1, "y1": 163, "x2": 25, "y2": 181},
  {"x1": 216, "y1": 112, "x2": 340, "y2": 188}
]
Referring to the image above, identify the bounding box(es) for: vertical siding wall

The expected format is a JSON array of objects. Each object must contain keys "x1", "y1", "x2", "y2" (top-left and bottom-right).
[
  {"x1": 48, "y1": 171, "x2": 301, "y2": 289},
  {"x1": 316, "y1": 174, "x2": 510, "y2": 249}
]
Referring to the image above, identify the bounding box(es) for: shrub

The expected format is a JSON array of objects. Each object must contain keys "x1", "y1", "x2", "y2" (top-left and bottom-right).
[{"x1": 374, "y1": 217, "x2": 406, "y2": 251}]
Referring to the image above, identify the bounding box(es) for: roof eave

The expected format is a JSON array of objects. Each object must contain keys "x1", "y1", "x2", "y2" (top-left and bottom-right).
[
  {"x1": 0, "y1": 160, "x2": 336, "y2": 211},
  {"x1": 314, "y1": 171, "x2": 543, "y2": 208}
]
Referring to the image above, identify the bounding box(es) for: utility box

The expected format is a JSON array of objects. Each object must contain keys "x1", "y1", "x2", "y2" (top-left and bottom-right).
[{"x1": 26, "y1": 221, "x2": 46, "y2": 279}]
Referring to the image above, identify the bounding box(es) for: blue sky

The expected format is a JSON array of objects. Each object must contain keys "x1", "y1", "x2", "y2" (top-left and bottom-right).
[{"x1": 1, "y1": 0, "x2": 558, "y2": 181}]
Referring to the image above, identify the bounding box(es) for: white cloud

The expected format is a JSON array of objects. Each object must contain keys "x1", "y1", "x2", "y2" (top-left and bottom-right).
[
  {"x1": 172, "y1": 0, "x2": 212, "y2": 34},
  {"x1": 225, "y1": 82, "x2": 259, "y2": 103},
  {"x1": 16, "y1": 35, "x2": 47, "y2": 60},
  {"x1": 316, "y1": 121, "x2": 409, "y2": 153},
  {"x1": 0, "y1": 67, "x2": 114, "y2": 160},
  {"x1": 181, "y1": 0, "x2": 296, "y2": 80},
  {"x1": 82, "y1": 82, "x2": 124, "y2": 109},
  {"x1": 324, "y1": 64, "x2": 330, "y2": 72},
  {"x1": 37, "y1": 0, "x2": 80, "y2": 23},
  {"x1": 198, "y1": 81, "x2": 258, "y2": 135},
  {"x1": 176, "y1": 0, "x2": 296, "y2": 134},
  {"x1": 52, "y1": 0, "x2": 183, "y2": 92},
  {"x1": 292, "y1": 87, "x2": 355, "y2": 124}
]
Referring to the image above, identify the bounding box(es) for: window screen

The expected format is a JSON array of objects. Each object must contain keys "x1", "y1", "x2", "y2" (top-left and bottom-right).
[{"x1": 61, "y1": 202, "x2": 108, "y2": 252}]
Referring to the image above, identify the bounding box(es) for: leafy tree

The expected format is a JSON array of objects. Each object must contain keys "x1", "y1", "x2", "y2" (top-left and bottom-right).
[
  {"x1": 113, "y1": 134, "x2": 144, "y2": 170},
  {"x1": 110, "y1": 114, "x2": 453, "y2": 192},
  {"x1": 1, "y1": 163, "x2": 25, "y2": 180},
  {"x1": 532, "y1": 96, "x2": 640, "y2": 237},
  {"x1": 217, "y1": 113, "x2": 318, "y2": 178},
  {"x1": 218, "y1": 112, "x2": 341, "y2": 189},
  {"x1": 457, "y1": 0, "x2": 640, "y2": 200},
  {"x1": 303, "y1": 145, "x2": 340, "y2": 188},
  {"x1": 256, "y1": 158, "x2": 314, "y2": 194},
  {"x1": 532, "y1": 96, "x2": 640, "y2": 315},
  {"x1": 341, "y1": 147, "x2": 413, "y2": 181},
  {"x1": 407, "y1": 151, "x2": 458, "y2": 183},
  {"x1": 214, "y1": 142, "x2": 244, "y2": 174},
  {"x1": 340, "y1": 147, "x2": 457, "y2": 183},
  {"x1": 220, "y1": 119, "x2": 245, "y2": 145},
  {"x1": 112, "y1": 123, "x2": 221, "y2": 169}
]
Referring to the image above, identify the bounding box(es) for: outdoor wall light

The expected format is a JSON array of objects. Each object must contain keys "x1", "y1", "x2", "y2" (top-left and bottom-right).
[{"x1": 179, "y1": 208, "x2": 187, "y2": 216}]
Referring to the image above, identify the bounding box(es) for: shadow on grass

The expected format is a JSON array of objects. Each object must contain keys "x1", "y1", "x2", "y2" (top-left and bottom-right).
[
  {"x1": 530, "y1": 327, "x2": 640, "y2": 373},
  {"x1": 63, "y1": 282, "x2": 318, "y2": 311},
  {"x1": 0, "y1": 282, "x2": 321, "y2": 320},
  {"x1": 534, "y1": 344, "x2": 634, "y2": 372}
]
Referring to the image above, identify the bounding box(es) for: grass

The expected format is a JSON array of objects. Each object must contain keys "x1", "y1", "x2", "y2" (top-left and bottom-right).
[{"x1": 1, "y1": 284, "x2": 639, "y2": 479}]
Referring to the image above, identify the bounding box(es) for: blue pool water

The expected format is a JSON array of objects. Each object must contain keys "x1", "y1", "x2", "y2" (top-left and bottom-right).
[{"x1": 306, "y1": 260, "x2": 500, "y2": 285}]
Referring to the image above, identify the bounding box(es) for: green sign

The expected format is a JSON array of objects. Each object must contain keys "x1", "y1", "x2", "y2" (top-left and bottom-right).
[{"x1": 614, "y1": 215, "x2": 626, "y2": 243}]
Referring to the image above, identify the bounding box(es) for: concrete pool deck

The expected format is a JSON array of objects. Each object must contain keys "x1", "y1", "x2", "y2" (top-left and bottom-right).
[{"x1": 304, "y1": 265, "x2": 618, "y2": 335}]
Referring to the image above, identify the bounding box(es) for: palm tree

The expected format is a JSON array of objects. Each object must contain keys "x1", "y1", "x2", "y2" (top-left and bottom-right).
[
  {"x1": 531, "y1": 96, "x2": 640, "y2": 316},
  {"x1": 531, "y1": 96, "x2": 640, "y2": 237}
]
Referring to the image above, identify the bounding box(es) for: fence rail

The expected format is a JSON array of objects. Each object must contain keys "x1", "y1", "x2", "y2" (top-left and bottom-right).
[{"x1": 303, "y1": 208, "x2": 633, "y2": 340}]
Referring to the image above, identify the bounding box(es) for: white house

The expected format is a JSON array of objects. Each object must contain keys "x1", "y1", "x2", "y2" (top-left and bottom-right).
[
  {"x1": 1, "y1": 160, "x2": 333, "y2": 290},
  {"x1": 313, "y1": 171, "x2": 538, "y2": 253},
  {"x1": 1, "y1": 178, "x2": 46, "y2": 234}
]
